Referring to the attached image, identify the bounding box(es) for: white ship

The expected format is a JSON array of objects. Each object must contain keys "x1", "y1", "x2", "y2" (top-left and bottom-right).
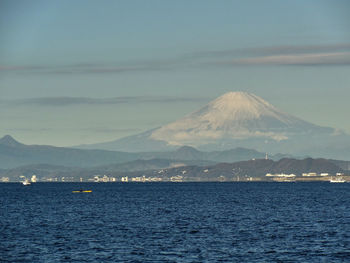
[
  {"x1": 20, "y1": 175, "x2": 31, "y2": 185},
  {"x1": 329, "y1": 177, "x2": 346, "y2": 183},
  {"x1": 22, "y1": 179, "x2": 31, "y2": 185}
]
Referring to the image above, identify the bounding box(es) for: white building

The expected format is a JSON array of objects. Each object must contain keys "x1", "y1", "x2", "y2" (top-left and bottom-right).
[
  {"x1": 1, "y1": 177, "x2": 9, "y2": 182},
  {"x1": 101, "y1": 175, "x2": 109, "y2": 182},
  {"x1": 170, "y1": 175, "x2": 183, "y2": 182},
  {"x1": 266, "y1": 173, "x2": 296, "y2": 178},
  {"x1": 302, "y1": 172, "x2": 317, "y2": 177},
  {"x1": 31, "y1": 174, "x2": 37, "y2": 183}
]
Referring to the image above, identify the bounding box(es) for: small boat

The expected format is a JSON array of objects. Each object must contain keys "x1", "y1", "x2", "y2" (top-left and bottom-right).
[
  {"x1": 330, "y1": 177, "x2": 346, "y2": 183},
  {"x1": 72, "y1": 190, "x2": 92, "y2": 193},
  {"x1": 22, "y1": 179, "x2": 31, "y2": 186}
]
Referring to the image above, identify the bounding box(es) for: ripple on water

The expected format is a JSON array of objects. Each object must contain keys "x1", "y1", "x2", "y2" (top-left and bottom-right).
[{"x1": 1, "y1": 182, "x2": 350, "y2": 262}]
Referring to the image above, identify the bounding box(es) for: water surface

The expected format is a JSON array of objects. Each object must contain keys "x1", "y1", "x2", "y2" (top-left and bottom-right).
[{"x1": 1, "y1": 182, "x2": 349, "y2": 262}]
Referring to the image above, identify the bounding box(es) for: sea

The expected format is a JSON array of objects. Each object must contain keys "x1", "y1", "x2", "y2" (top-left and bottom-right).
[{"x1": 1, "y1": 182, "x2": 350, "y2": 262}]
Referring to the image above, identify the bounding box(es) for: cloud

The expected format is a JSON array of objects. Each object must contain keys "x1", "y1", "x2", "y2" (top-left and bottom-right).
[
  {"x1": 190, "y1": 43, "x2": 350, "y2": 58},
  {"x1": 81, "y1": 128, "x2": 142, "y2": 133},
  {"x1": 216, "y1": 52, "x2": 350, "y2": 66},
  {"x1": 3, "y1": 128, "x2": 52, "y2": 132},
  {"x1": 1, "y1": 96, "x2": 209, "y2": 106},
  {"x1": 0, "y1": 64, "x2": 160, "y2": 75},
  {"x1": 0, "y1": 65, "x2": 46, "y2": 71},
  {"x1": 1, "y1": 43, "x2": 350, "y2": 75},
  {"x1": 2, "y1": 127, "x2": 141, "y2": 134},
  {"x1": 190, "y1": 43, "x2": 350, "y2": 66},
  {"x1": 0, "y1": 58, "x2": 184, "y2": 75}
]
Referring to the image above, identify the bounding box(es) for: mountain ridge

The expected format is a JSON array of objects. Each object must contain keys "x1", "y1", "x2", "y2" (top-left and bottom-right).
[
  {"x1": 0, "y1": 135, "x2": 24, "y2": 147},
  {"x1": 75, "y1": 91, "x2": 349, "y2": 159},
  {"x1": 1, "y1": 157, "x2": 347, "y2": 182},
  {"x1": 151, "y1": 91, "x2": 328, "y2": 145},
  {"x1": 0, "y1": 135, "x2": 285, "y2": 169}
]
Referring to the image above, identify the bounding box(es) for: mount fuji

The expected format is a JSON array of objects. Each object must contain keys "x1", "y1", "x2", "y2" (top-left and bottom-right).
[
  {"x1": 78, "y1": 92, "x2": 350, "y2": 159},
  {"x1": 151, "y1": 92, "x2": 330, "y2": 145}
]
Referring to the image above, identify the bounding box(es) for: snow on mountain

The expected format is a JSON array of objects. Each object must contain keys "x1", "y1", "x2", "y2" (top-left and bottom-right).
[
  {"x1": 150, "y1": 92, "x2": 328, "y2": 146},
  {"x1": 76, "y1": 91, "x2": 350, "y2": 158}
]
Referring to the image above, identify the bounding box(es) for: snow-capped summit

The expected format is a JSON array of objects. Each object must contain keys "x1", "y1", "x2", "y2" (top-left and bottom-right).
[
  {"x1": 202, "y1": 91, "x2": 276, "y2": 120},
  {"x1": 150, "y1": 91, "x2": 324, "y2": 146},
  {"x1": 78, "y1": 91, "x2": 346, "y2": 158}
]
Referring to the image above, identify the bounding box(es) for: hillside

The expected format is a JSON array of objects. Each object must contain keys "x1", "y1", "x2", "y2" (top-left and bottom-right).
[
  {"x1": 1, "y1": 157, "x2": 345, "y2": 182},
  {"x1": 153, "y1": 158, "x2": 345, "y2": 180},
  {"x1": 0, "y1": 135, "x2": 139, "y2": 169},
  {"x1": 0, "y1": 135, "x2": 277, "y2": 169},
  {"x1": 76, "y1": 92, "x2": 350, "y2": 159}
]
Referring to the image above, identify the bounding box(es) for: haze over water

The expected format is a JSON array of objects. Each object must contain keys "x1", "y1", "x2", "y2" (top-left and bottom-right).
[{"x1": 2, "y1": 182, "x2": 350, "y2": 262}]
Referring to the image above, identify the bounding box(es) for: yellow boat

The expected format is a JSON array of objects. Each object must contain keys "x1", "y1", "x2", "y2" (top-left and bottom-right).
[{"x1": 72, "y1": 190, "x2": 92, "y2": 193}]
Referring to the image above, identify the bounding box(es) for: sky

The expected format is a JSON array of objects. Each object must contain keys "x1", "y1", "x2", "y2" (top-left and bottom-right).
[{"x1": 1, "y1": 0, "x2": 350, "y2": 146}]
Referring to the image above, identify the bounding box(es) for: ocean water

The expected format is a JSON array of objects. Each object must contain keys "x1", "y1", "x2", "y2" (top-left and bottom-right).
[{"x1": 1, "y1": 182, "x2": 350, "y2": 262}]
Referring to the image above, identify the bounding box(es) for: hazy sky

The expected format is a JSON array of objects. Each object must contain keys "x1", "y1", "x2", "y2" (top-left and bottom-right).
[{"x1": 1, "y1": 0, "x2": 350, "y2": 146}]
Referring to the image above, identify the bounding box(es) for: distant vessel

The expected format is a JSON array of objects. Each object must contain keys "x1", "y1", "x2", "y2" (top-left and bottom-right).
[
  {"x1": 22, "y1": 179, "x2": 31, "y2": 186},
  {"x1": 72, "y1": 190, "x2": 92, "y2": 193},
  {"x1": 329, "y1": 177, "x2": 345, "y2": 183}
]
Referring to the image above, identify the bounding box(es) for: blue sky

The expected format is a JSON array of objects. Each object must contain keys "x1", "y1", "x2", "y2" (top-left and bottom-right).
[{"x1": 1, "y1": 0, "x2": 350, "y2": 146}]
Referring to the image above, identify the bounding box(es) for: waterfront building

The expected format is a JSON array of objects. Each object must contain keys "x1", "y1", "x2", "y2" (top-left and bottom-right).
[{"x1": 31, "y1": 174, "x2": 37, "y2": 183}]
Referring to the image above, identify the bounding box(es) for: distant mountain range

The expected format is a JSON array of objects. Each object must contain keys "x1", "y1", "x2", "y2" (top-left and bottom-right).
[
  {"x1": 77, "y1": 92, "x2": 350, "y2": 159},
  {"x1": 1, "y1": 134, "x2": 348, "y2": 182},
  {"x1": 0, "y1": 135, "x2": 138, "y2": 169},
  {"x1": 1, "y1": 91, "x2": 349, "y2": 181},
  {"x1": 157, "y1": 158, "x2": 346, "y2": 180},
  {"x1": 0, "y1": 135, "x2": 284, "y2": 169}
]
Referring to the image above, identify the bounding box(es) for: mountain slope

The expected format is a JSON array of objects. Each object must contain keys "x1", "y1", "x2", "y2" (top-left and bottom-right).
[
  {"x1": 142, "y1": 158, "x2": 345, "y2": 180},
  {"x1": 2, "y1": 157, "x2": 345, "y2": 182},
  {"x1": 0, "y1": 135, "x2": 284, "y2": 169},
  {"x1": 77, "y1": 91, "x2": 349, "y2": 159},
  {"x1": 0, "y1": 135, "x2": 140, "y2": 169},
  {"x1": 151, "y1": 92, "x2": 330, "y2": 145}
]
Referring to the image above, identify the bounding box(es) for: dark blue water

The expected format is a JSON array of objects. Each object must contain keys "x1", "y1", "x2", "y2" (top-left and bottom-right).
[{"x1": 1, "y1": 182, "x2": 350, "y2": 262}]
